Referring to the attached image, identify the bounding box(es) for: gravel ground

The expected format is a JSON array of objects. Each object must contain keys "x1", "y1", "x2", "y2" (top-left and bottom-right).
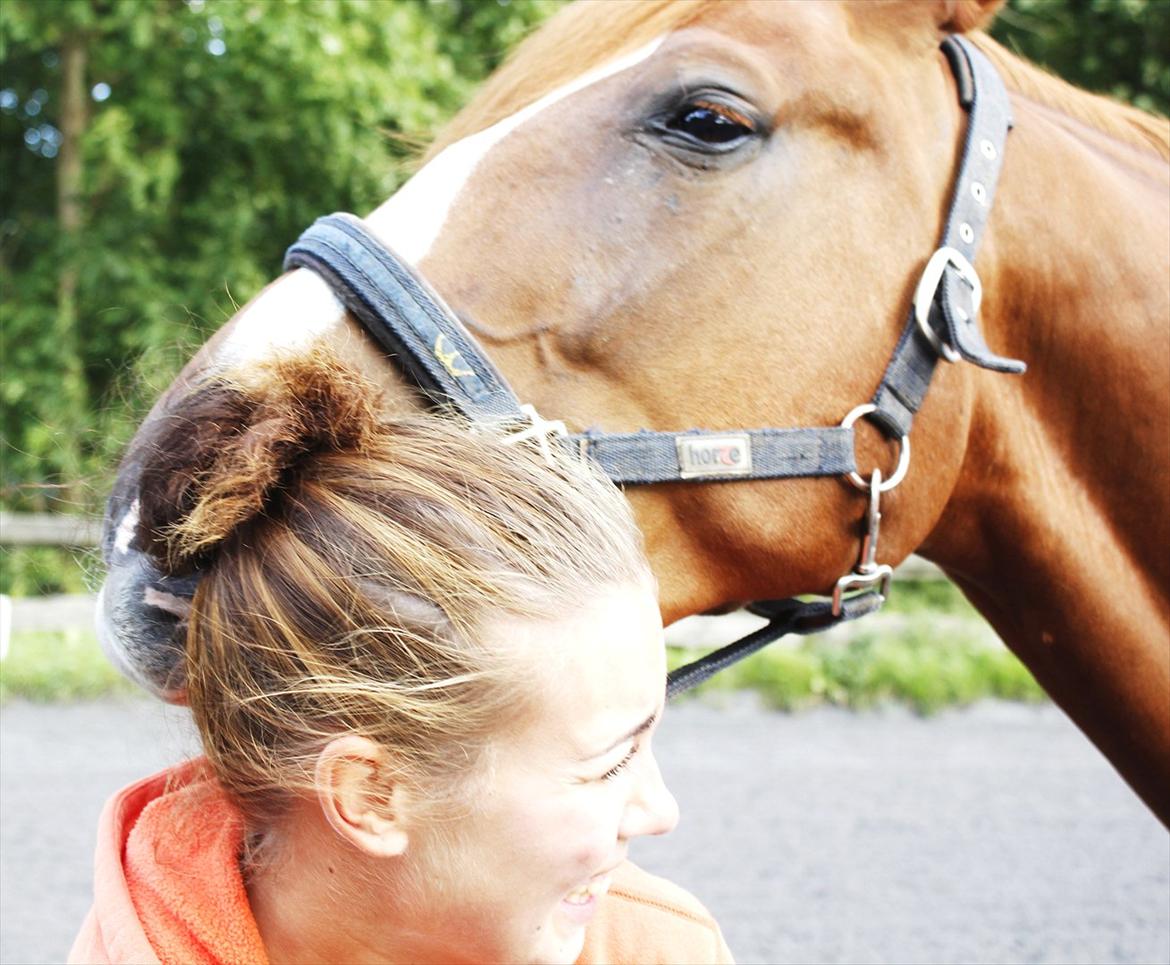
[{"x1": 1, "y1": 697, "x2": 1166, "y2": 964}]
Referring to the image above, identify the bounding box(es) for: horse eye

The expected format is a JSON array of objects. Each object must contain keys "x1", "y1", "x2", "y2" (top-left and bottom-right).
[{"x1": 665, "y1": 100, "x2": 755, "y2": 146}]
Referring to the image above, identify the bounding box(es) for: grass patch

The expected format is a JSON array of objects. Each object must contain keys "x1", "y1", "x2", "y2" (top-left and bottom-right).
[
  {"x1": 883, "y1": 579, "x2": 979, "y2": 617},
  {"x1": 0, "y1": 629, "x2": 134, "y2": 703},
  {"x1": 669, "y1": 621, "x2": 1046, "y2": 715},
  {"x1": 0, "y1": 545, "x2": 99, "y2": 597},
  {"x1": 4, "y1": 612, "x2": 1046, "y2": 713}
]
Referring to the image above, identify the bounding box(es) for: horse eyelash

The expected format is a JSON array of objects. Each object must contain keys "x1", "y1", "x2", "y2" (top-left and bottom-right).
[{"x1": 690, "y1": 98, "x2": 755, "y2": 130}]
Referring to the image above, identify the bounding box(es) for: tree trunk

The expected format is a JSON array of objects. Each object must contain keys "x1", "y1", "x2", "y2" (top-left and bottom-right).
[{"x1": 55, "y1": 34, "x2": 89, "y2": 508}]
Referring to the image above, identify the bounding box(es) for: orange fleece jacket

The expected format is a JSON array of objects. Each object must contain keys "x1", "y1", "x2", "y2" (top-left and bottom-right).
[{"x1": 70, "y1": 761, "x2": 734, "y2": 965}]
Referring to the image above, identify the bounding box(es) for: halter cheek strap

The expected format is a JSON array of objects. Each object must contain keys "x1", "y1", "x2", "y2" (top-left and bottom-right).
[
  {"x1": 279, "y1": 35, "x2": 1024, "y2": 696},
  {"x1": 869, "y1": 35, "x2": 1024, "y2": 439}
]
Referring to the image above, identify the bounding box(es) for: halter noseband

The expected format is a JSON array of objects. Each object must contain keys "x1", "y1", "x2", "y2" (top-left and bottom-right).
[{"x1": 283, "y1": 36, "x2": 1024, "y2": 697}]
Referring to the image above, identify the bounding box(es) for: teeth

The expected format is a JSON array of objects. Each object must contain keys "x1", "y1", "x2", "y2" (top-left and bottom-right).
[
  {"x1": 564, "y1": 874, "x2": 612, "y2": 906},
  {"x1": 587, "y1": 876, "x2": 611, "y2": 897}
]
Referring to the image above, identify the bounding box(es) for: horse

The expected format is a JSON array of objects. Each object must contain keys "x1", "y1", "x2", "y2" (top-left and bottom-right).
[{"x1": 98, "y1": 0, "x2": 1170, "y2": 825}]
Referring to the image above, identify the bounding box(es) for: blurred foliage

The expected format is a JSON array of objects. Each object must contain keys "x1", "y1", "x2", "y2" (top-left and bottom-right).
[
  {"x1": 7, "y1": 617, "x2": 1045, "y2": 708},
  {"x1": 669, "y1": 621, "x2": 1047, "y2": 716},
  {"x1": 991, "y1": 0, "x2": 1170, "y2": 116},
  {"x1": 0, "y1": 628, "x2": 135, "y2": 702},
  {"x1": 0, "y1": 0, "x2": 558, "y2": 513},
  {"x1": 0, "y1": 0, "x2": 1166, "y2": 597},
  {"x1": 1, "y1": 545, "x2": 96, "y2": 595},
  {"x1": 883, "y1": 578, "x2": 979, "y2": 617}
]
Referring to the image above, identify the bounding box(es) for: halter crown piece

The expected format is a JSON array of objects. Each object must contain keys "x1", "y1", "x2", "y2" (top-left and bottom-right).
[{"x1": 283, "y1": 36, "x2": 1023, "y2": 697}]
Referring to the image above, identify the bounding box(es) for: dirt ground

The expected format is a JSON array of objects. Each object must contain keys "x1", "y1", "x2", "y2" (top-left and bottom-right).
[{"x1": 1, "y1": 697, "x2": 1167, "y2": 964}]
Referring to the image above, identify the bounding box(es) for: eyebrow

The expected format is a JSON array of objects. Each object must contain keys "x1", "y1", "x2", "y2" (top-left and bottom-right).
[
  {"x1": 780, "y1": 90, "x2": 880, "y2": 152},
  {"x1": 585, "y1": 709, "x2": 659, "y2": 761}
]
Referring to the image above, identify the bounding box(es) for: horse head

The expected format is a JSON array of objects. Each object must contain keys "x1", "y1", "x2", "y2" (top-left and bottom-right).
[{"x1": 100, "y1": 0, "x2": 1170, "y2": 821}]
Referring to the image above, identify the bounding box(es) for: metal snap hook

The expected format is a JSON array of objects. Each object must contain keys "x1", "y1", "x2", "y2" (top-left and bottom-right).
[
  {"x1": 839, "y1": 403, "x2": 910, "y2": 492},
  {"x1": 832, "y1": 468, "x2": 895, "y2": 616}
]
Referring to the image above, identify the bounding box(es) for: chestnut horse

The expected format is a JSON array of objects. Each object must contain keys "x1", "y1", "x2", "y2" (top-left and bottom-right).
[{"x1": 99, "y1": 0, "x2": 1170, "y2": 823}]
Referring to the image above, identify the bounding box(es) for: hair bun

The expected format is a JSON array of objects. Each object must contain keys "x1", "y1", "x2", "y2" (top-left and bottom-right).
[{"x1": 136, "y1": 352, "x2": 384, "y2": 573}]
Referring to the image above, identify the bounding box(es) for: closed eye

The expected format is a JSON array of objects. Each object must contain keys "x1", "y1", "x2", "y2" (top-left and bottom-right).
[{"x1": 598, "y1": 744, "x2": 638, "y2": 782}]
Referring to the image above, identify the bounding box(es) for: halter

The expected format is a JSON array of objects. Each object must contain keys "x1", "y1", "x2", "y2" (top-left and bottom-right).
[{"x1": 284, "y1": 36, "x2": 1024, "y2": 697}]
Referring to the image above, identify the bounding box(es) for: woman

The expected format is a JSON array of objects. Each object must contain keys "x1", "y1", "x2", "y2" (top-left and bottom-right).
[{"x1": 70, "y1": 352, "x2": 733, "y2": 964}]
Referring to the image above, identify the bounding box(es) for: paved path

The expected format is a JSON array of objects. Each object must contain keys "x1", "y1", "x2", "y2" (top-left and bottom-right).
[{"x1": 1, "y1": 698, "x2": 1166, "y2": 964}]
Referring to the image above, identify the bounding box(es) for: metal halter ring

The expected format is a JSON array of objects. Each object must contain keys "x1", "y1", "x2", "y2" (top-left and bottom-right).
[{"x1": 840, "y1": 403, "x2": 910, "y2": 492}]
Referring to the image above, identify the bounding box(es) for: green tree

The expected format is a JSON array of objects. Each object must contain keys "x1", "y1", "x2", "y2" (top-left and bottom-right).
[
  {"x1": 0, "y1": 0, "x2": 559, "y2": 592},
  {"x1": 0, "y1": 0, "x2": 557, "y2": 515}
]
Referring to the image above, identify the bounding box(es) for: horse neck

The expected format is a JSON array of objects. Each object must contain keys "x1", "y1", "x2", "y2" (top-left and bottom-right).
[{"x1": 920, "y1": 90, "x2": 1170, "y2": 818}]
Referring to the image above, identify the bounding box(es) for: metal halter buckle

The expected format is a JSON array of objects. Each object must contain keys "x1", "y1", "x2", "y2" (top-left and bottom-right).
[
  {"x1": 833, "y1": 469, "x2": 895, "y2": 617},
  {"x1": 913, "y1": 246, "x2": 981, "y2": 363},
  {"x1": 500, "y1": 403, "x2": 568, "y2": 466}
]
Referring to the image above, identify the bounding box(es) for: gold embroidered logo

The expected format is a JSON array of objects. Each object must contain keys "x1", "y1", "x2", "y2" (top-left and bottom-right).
[{"x1": 434, "y1": 333, "x2": 474, "y2": 378}]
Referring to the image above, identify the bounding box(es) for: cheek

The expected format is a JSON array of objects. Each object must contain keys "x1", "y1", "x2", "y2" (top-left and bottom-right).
[
  {"x1": 557, "y1": 798, "x2": 625, "y2": 875},
  {"x1": 568, "y1": 830, "x2": 610, "y2": 873},
  {"x1": 508, "y1": 792, "x2": 621, "y2": 882}
]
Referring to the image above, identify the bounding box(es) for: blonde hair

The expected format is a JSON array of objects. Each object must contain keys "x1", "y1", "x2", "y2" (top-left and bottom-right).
[{"x1": 135, "y1": 351, "x2": 649, "y2": 831}]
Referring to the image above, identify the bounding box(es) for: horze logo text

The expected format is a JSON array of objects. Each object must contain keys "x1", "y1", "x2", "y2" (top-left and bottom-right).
[{"x1": 676, "y1": 434, "x2": 753, "y2": 479}]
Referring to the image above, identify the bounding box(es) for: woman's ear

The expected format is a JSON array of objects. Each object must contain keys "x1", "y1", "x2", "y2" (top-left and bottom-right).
[
  {"x1": 314, "y1": 735, "x2": 412, "y2": 858},
  {"x1": 937, "y1": 0, "x2": 1006, "y2": 33}
]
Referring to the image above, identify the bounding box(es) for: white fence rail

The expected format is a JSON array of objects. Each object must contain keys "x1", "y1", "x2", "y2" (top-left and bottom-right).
[
  {"x1": 1, "y1": 511, "x2": 104, "y2": 547},
  {"x1": 0, "y1": 512, "x2": 946, "y2": 577},
  {"x1": 0, "y1": 513, "x2": 950, "y2": 658}
]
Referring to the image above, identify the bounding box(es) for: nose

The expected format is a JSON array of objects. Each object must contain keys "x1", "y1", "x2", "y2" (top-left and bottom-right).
[{"x1": 619, "y1": 751, "x2": 679, "y2": 840}]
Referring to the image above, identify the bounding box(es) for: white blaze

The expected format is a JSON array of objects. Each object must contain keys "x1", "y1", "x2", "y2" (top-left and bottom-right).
[
  {"x1": 220, "y1": 36, "x2": 663, "y2": 365},
  {"x1": 218, "y1": 267, "x2": 348, "y2": 365},
  {"x1": 367, "y1": 36, "x2": 664, "y2": 265},
  {"x1": 113, "y1": 499, "x2": 140, "y2": 555}
]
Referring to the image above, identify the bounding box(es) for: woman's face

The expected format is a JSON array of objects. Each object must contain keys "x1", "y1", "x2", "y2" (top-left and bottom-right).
[{"x1": 400, "y1": 579, "x2": 678, "y2": 964}]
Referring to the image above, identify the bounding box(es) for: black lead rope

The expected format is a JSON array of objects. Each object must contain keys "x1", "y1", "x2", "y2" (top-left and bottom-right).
[
  {"x1": 665, "y1": 594, "x2": 887, "y2": 699},
  {"x1": 282, "y1": 35, "x2": 1024, "y2": 697}
]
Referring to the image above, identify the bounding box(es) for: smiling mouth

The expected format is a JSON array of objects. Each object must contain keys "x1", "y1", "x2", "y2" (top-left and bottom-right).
[{"x1": 563, "y1": 872, "x2": 613, "y2": 907}]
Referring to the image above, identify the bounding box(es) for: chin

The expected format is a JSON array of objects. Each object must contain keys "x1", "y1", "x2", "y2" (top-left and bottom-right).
[
  {"x1": 522, "y1": 909, "x2": 589, "y2": 965},
  {"x1": 530, "y1": 928, "x2": 587, "y2": 965}
]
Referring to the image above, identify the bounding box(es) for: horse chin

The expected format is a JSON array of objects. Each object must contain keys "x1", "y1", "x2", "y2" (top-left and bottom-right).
[{"x1": 698, "y1": 603, "x2": 744, "y2": 617}]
